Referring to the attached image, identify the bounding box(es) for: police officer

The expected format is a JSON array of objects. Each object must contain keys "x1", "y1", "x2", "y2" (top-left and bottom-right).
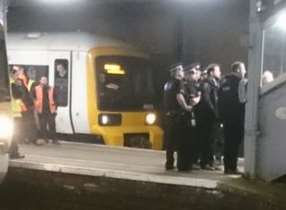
[
  {"x1": 218, "y1": 61, "x2": 247, "y2": 174},
  {"x1": 196, "y1": 64, "x2": 221, "y2": 170},
  {"x1": 163, "y1": 64, "x2": 192, "y2": 171},
  {"x1": 183, "y1": 65, "x2": 202, "y2": 168}
]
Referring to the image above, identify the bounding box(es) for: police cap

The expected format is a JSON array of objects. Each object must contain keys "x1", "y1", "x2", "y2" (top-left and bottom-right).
[
  {"x1": 168, "y1": 63, "x2": 184, "y2": 73},
  {"x1": 206, "y1": 63, "x2": 220, "y2": 75},
  {"x1": 184, "y1": 63, "x2": 201, "y2": 73},
  {"x1": 191, "y1": 63, "x2": 201, "y2": 70}
]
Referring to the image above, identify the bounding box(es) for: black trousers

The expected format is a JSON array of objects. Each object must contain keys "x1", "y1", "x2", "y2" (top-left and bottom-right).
[
  {"x1": 21, "y1": 111, "x2": 37, "y2": 143},
  {"x1": 164, "y1": 115, "x2": 179, "y2": 167},
  {"x1": 223, "y1": 120, "x2": 244, "y2": 171},
  {"x1": 196, "y1": 117, "x2": 217, "y2": 168},
  {"x1": 189, "y1": 124, "x2": 200, "y2": 165},
  {"x1": 38, "y1": 113, "x2": 56, "y2": 140},
  {"x1": 177, "y1": 115, "x2": 193, "y2": 171}
]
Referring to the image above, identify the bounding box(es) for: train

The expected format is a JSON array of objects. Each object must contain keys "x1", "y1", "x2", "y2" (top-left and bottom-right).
[
  {"x1": 0, "y1": 23, "x2": 13, "y2": 182},
  {"x1": 7, "y1": 32, "x2": 163, "y2": 150}
]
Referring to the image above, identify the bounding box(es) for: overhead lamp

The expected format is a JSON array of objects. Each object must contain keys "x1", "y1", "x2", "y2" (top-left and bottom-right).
[{"x1": 26, "y1": 32, "x2": 42, "y2": 39}]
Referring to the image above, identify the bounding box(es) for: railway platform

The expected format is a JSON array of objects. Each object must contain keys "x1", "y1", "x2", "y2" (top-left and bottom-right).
[
  {"x1": 4, "y1": 141, "x2": 286, "y2": 210},
  {"x1": 10, "y1": 141, "x2": 242, "y2": 189}
]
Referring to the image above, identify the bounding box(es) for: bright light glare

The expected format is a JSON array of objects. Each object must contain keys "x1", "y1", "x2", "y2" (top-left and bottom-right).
[
  {"x1": 38, "y1": 0, "x2": 80, "y2": 4},
  {"x1": 276, "y1": 12, "x2": 286, "y2": 31},
  {"x1": 101, "y1": 115, "x2": 109, "y2": 125},
  {"x1": 146, "y1": 113, "x2": 156, "y2": 125},
  {"x1": 0, "y1": 116, "x2": 13, "y2": 139}
]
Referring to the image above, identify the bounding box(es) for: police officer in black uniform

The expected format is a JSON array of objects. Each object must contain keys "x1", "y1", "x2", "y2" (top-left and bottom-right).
[
  {"x1": 163, "y1": 64, "x2": 192, "y2": 171},
  {"x1": 196, "y1": 64, "x2": 221, "y2": 170},
  {"x1": 183, "y1": 65, "x2": 202, "y2": 168},
  {"x1": 218, "y1": 61, "x2": 247, "y2": 174}
]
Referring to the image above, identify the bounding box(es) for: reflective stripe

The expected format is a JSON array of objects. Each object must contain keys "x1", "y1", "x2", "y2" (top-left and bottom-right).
[
  {"x1": 12, "y1": 75, "x2": 34, "y2": 91},
  {"x1": 10, "y1": 81, "x2": 28, "y2": 117},
  {"x1": 11, "y1": 99, "x2": 22, "y2": 117},
  {"x1": 27, "y1": 80, "x2": 34, "y2": 91}
]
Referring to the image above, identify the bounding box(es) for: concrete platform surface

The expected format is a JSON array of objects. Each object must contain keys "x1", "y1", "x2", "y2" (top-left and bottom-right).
[{"x1": 10, "y1": 141, "x2": 242, "y2": 189}]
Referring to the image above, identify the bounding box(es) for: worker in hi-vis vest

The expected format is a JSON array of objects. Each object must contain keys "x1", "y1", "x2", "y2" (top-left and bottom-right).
[
  {"x1": 11, "y1": 65, "x2": 38, "y2": 145},
  {"x1": 33, "y1": 76, "x2": 58, "y2": 144},
  {"x1": 10, "y1": 70, "x2": 29, "y2": 158}
]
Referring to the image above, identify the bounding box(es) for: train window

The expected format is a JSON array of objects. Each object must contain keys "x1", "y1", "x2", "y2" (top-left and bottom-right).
[
  {"x1": 9, "y1": 64, "x2": 49, "y2": 83},
  {"x1": 54, "y1": 59, "x2": 69, "y2": 107},
  {"x1": 96, "y1": 56, "x2": 156, "y2": 111}
]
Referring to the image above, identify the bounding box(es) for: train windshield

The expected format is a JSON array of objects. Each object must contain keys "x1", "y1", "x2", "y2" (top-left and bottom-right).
[
  {"x1": 96, "y1": 56, "x2": 156, "y2": 111},
  {"x1": 0, "y1": 25, "x2": 10, "y2": 102}
]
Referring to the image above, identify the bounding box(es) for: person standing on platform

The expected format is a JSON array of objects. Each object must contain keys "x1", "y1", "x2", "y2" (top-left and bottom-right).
[
  {"x1": 183, "y1": 65, "x2": 202, "y2": 169},
  {"x1": 218, "y1": 61, "x2": 247, "y2": 174},
  {"x1": 163, "y1": 64, "x2": 184, "y2": 170},
  {"x1": 9, "y1": 71, "x2": 26, "y2": 159},
  {"x1": 11, "y1": 65, "x2": 38, "y2": 144},
  {"x1": 163, "y1": 64, "x2": 192, "y2": 171},
  {"x1": 33, "y1": 76, "x2": 58, "y2": 144},
  {"x1": 196, "y1": 64, "x2": 221, "y2": 170}
]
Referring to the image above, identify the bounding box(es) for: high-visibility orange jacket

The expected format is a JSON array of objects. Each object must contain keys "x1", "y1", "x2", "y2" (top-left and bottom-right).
[{"x1": 34, "y1": 85, "x2": 57, "y2": 114}]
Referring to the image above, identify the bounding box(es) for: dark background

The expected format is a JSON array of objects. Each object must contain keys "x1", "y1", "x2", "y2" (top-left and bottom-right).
[{"x1": 7, "y1": 0, "x2": 250, "y2": 93}]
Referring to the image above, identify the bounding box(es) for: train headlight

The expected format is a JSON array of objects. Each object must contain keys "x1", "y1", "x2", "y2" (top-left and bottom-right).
[
  {"x1": 98, "y1": 114, "x2": 122, "y2": 126},
  {"x1": 101, "y1": 115, "x2": 109, "y2": 125},
  {"x1": 145, "y1": 113, "x2": 157, "y2": 125},
  {"x1": 0, "y1": 116, "x2": 13, "y2": 140}
]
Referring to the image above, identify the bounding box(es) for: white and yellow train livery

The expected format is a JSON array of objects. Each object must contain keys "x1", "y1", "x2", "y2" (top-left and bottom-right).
[{"x1": 7, "y1": 32, "x2": 163, "y2": 150}]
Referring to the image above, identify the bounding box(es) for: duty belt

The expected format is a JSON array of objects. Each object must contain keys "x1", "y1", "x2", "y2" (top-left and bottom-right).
[
  {"x1": 165, "y1": 111, "x2": 177, "y2": 116},
  {"x1": 165, "y1": 111, "x2": 186, "y2": 117}
]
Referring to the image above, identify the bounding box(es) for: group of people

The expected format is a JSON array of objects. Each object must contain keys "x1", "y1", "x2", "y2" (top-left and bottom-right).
[
  {"x1": 163, "y1": 61, "x2": 247, "y2": 174},
  {"x1": 9, "y1": 65, "x2": 58, "y2": 159}
]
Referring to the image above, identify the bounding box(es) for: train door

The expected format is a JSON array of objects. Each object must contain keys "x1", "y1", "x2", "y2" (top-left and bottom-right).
[
  {"x1": 71, "y1": 51, "x2": 90, "y2": 134},
  {"x1": 49, "y1": 51, "x2": 74, "y2": 134}
]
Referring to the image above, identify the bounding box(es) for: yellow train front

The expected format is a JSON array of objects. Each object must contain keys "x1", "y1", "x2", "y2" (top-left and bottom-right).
[
  {"x1": 8, "y1": 33, "x2": 163, "y2": 150},
  {"x1": 87, "y1": 48, "x2": 163, "y2": 150}
]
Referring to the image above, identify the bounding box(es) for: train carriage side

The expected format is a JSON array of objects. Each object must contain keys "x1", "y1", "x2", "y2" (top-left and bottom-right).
[
  {"x1": 0, "y1": 24, "x2": 13, "y2": 182},
  {"x1": 7, "y1": 33, "x2": 163, "y2": 150}
]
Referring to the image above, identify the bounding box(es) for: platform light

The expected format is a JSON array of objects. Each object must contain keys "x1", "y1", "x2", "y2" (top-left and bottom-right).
[
  {"x1": 145, "y1": 113, "x2": 156, "y2": 125},
  {"x1": 276, "y1": 11, "x2": 286, "y2": 31}
]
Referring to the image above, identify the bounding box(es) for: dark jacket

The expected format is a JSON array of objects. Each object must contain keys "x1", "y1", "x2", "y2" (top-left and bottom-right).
[
  {"x1": 218, "y1": 72, "x2": 245, "y2": 122},
  {"x1": 11, "y1": 83, "x2": 34, "y2": 111},
  {"x1": 163, "y1": 79, "x2": 183, "y2": 113},
  {"x1": 183, "y1": 79, "x2": 201, "y2": 105},
  {"x1": 197, "y1": 76, "x2": 220, "y2": 120}
]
